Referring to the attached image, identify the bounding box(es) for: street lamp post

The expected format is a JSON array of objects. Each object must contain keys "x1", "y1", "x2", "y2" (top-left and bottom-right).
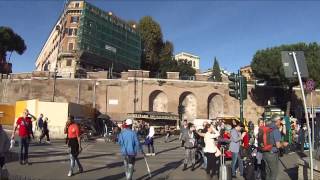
[{"x1": 52, "y1": 25, "x2": 62, "y2": 102}]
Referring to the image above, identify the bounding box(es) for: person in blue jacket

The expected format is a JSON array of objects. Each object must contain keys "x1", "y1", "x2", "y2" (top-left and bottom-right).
[{"x1": 118, "y1": 119, "x2": 144, "y2": 180}]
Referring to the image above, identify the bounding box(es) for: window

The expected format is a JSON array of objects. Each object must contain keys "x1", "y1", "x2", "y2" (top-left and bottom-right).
[
  {"x1": 75, "y1": 3, "x2": 79, "y2": 8},
  {"x1": 68, "y1": 28, "x2": 73, "y2": 36},
  {"x1": 70, "y1": 16, "x2": 79, "y2": 23},
  {"x1": 193, "y1": 61, "x2": 195, "y2": 67},
  {"x1": 66, "y1": 59, "x2": 72, "y2": 66},
  {"x1": 73, "y1": 28, "x2": 77, "y2": 36},
  {"x1": 68, "y1": 43, "x2": 74, "y2": 51}
]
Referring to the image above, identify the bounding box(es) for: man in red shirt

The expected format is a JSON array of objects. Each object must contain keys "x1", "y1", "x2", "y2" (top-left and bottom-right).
[{"x1": 11, "y1": 109, "x2": 33, "y2": 165}]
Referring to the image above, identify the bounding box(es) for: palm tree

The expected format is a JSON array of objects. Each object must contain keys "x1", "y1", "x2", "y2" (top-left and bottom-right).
[{"x1": 0, "y1": 26, "x2": 26, "y2": 74}]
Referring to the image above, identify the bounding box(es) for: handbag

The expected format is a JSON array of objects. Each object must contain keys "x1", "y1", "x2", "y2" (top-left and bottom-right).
[{"x1": 145, "y1": 137, "x2": 153, "y2": 145}]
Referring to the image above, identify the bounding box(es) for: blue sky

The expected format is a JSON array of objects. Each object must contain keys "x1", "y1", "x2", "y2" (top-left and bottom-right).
[{"x1": 1, "y1": 0, "x2": 320, "y2": 73}]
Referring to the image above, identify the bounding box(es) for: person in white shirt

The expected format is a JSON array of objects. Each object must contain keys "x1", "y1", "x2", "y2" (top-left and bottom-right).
[
  {"x1": 146, "y1": 125, "x2": 155, "y2": 156},
  {"x1": 197, "y1": 123, "x2": 221, "y2": 178},
  {"x1": 255, "y1": 119, "x2": 264, "y2": 179}
]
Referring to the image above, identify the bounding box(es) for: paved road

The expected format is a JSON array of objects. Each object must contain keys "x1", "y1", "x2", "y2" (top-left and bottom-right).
[
  {"x1": 6, "y1": 136, "x2": 184, "y2": 180},
  {"x1": 5, "y1": 134, "x2": 302, "y2": 180}
]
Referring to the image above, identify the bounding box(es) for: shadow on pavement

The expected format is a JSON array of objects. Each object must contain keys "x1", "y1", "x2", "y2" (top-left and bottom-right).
[
  {"x1": 97, "y1": 172, "x2": 126, "y2": 180},
  {"x1": 296, "y1": 151, "x2": 308, "y2": 159},
  {"x1": 136, "y1": 159, "x2": 184, "y2": 180},
  {"x1": 156, "y1": 146, "x2": 181, "y2": 155},
  {"x1": 284, "y1": 166, "x2": 298, "y2": 180},
  {"x1": 29, "y1": 152, "x2": 68, "y2": 158},
  {"x1": 30, "y1": 153, "x2": 115, "y2": 164},
  {"x1": 81, "y1": 157, "x2": 144, "y2": 174}
]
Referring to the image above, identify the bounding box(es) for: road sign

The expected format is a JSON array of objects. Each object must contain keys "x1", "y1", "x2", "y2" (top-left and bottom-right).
[
  {"x1": 281, "y1": 51, "x2": 309, "y2": 78},
  {"x1": 305, "y1": 79, "x2": 315, "y2": 92}
]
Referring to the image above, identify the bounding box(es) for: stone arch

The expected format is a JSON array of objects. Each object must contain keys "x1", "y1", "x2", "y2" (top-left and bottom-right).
[
  {"x1": 179, "y1": 92, "x2": 197, "y2": 121},
  {"x1": 149, "y1": 90, "x2": 168, "y2": 112},
  {"x1": 43, "y1": 61, "x2": 50, "y2": 71},
  {"x1": 208, "y1": 93, "x2": 224, "y2": 119}
]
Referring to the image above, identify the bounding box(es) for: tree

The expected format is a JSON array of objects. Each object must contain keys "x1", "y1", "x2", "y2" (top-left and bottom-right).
[
  {"x1": 251, "y1": 42, "x2": 320, "y2": 115},
  {"x1": 159, "y1": 41, "x2": 174, "y2": 62},
  {"x1": 137, "y1": 16, "x2": 195, "y2": 77},
  {"x1": 0, "y1": 26, "x2": 26, "y2": 74},
  {"x1": 158, "y1": 58, "x2": 196, "y2": 79},
  {"x1": 138, "y1": 16, "x2": 163, "y2": 72},
  {"x1": 176, "y1": 60, "x2": 196, "y2": 77},
  {"x1": 210, "y1": 57, "x2": 222, "y2": 82}
]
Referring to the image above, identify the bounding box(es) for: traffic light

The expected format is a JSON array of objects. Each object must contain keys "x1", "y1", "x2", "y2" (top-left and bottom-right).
[
  {"x1": 241, "y1": 76, "x2": 247, "y2": 100},
  {"x1": 228, "y1": 73, "x2": 240, "y2": 99}
]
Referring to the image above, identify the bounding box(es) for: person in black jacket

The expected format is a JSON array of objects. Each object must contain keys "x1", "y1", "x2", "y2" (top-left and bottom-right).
[{"x1": 39, "y1": 117, "x2": 50, "y2": 144}]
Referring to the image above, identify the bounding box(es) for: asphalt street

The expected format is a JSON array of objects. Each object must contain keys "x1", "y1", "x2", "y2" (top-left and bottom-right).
[{"x1": 4, "y1": 133, "x2": 302, "y2": 180}]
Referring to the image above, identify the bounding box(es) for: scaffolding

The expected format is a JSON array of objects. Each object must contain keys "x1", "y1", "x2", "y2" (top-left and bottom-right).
[{"x1": 77, "y1": 2, "x2": 142, "y2": 71}]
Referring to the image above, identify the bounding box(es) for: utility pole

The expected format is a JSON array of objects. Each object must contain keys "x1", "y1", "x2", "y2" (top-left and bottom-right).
[
  {"x1": 290, "y1": 52, "x2": 313, "y2": 179},
  {"x1": 52, "y1": 0, "x2": 68, "y2": 102},
  {"x1": 228, "y1": 71, "x2": 247, "y2": 123},
  {"x1": 239, "y1": 71, "x2": 244, "y2": 123}
]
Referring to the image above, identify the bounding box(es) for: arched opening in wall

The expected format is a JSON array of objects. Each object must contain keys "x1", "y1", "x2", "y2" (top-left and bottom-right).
[
  {"x1": 43, "y1": 61, "x2": 50, "y2": 71},
  {"x1": 179, "y1": 92, "x2": 197, "y2": 121},
  {"x1": 149, "y1": 90, "x2": 168, "y2": 112},
  {"x1": 208, "y1": 93, "x2": 224, "y2": 119}
]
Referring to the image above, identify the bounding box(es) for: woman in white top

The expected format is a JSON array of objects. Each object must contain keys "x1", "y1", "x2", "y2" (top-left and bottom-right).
[
  {"x1": 146, "y1": 125, "x2": 155, "y2": 156},
  {"x1": 197, "y1": 124, "x2": 221, "y2": 178}
]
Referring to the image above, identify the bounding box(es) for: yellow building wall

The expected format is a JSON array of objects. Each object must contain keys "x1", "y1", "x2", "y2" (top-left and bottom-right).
[
  {"x1": 15, "y1": 101, "x2": 27, "y2": 119},
  {"x1": 0, "y1": 104, "x2": 15, "y2": 125}
]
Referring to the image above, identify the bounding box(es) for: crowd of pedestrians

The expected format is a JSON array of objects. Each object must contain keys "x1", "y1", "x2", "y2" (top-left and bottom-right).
[
  {"x1": 178, "y1": 114, "x2": 292, "y2": 180},
  {"x1": 1, "y1": 109, "x2": 314, "y2": 180}
]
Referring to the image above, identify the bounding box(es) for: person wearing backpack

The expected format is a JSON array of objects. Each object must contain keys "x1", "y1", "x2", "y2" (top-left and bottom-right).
[{"x1": 259, "y1": 115, "x2": 288, "y2": 180}]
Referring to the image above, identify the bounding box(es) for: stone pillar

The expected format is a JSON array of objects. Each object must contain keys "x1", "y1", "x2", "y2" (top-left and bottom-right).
[
  {"x1": 166, "y1": 72, "x2": 179, "y2": 80},
  {"x1": 195, "y1": 74, "x2": 208, "y2": 81},
  {"x1": 128, "y1": 70, "x2": 143, "y2": 77},
  {"x1": 121, "y1": 72, "x2": 128, "y2": 80},
  {"x1": 87, "y1": 71, "x2": 108, "y2": 79},
  {"x1": 142, "y1": 71, "x2": 150, "y2": 78}
]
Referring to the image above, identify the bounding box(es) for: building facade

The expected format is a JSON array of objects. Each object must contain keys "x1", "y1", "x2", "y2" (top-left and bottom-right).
[
  {"x1": 35, "y1": 1, "x2": 142, "y2": 77},
  {"x1": 2, "y1": 71, "x2": 320, "y2": 126},
  {"x1": 175, "y1": 52, "x2": 200, "y2": 70},
  {"x1": 240, "y1": 65, "x2": 254, "y2": 82}
]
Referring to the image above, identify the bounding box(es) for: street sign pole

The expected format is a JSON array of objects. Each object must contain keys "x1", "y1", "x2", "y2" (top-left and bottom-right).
[
  {"x1": 290, "y1": 52, "x2": 314, "y2": 179},
  {"x1": 239, "y1": 71, "x2": 244, "y2": 123},
  {"x1": 312, "y1": 92, "x2": 315, "y2": 148}
]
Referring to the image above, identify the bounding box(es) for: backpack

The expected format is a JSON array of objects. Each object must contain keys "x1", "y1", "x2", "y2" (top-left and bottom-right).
[{"x1": 257, "y1": 126, "x2": 273, "y2": 152}]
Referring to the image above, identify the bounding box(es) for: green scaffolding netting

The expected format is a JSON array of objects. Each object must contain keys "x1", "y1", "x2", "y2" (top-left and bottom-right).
[{"x1": 77, "y1": 2, "x2": 142, "y2": 69}]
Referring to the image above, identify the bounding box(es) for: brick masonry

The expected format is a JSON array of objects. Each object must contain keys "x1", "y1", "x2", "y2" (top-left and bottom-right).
[{"x1": 1, "y1": 75, "x2": 320, "y2": 124}]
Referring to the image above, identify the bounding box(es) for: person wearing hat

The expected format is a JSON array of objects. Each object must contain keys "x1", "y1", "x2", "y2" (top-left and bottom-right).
[
  {"x1": 263, "y1": 115, "x2": 288, "y2": 180},
  {"x1": 118, "y1": 119, "x2": 144, "y2": 180}
]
